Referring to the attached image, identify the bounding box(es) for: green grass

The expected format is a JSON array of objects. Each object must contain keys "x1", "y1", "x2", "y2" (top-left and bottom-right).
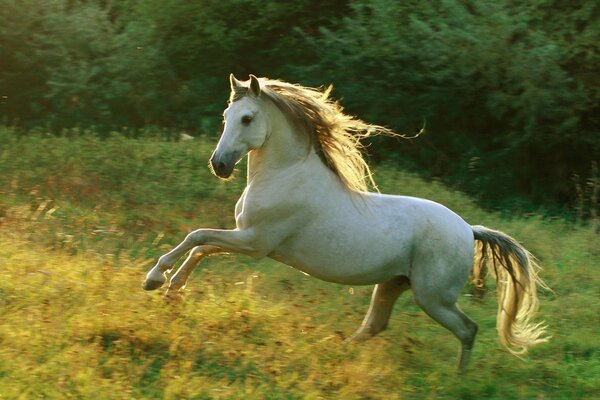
[{"x1": 0, "y1": 126, "x2": 598, "y2": 399}]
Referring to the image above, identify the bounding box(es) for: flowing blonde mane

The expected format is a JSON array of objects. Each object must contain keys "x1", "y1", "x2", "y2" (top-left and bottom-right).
[{"x1": 230, "y1": 77, "x2": 418, "y2": 192}]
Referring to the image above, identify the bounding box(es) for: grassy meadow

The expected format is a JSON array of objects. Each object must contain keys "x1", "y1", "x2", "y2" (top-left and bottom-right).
[{"x1": 0, "y1": 127, "x2": 598, "y2": 399}]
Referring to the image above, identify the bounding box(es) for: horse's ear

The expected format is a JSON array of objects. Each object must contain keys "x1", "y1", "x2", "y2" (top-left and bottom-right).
[
  {"x1": 229, "y1": 73, "x2": 243, "y2": 91},
  {"x1": 249, "y1": 74, "x2": 261, "y2": 97}
]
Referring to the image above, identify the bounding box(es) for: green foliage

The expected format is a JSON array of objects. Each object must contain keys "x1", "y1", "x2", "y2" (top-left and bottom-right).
[
  {"x1": 307, "y1": 0, "x2": 600, "y2": 211},
  {"x1": 0, "y1": 1, "x2": 598, "y2": 213},
  {"x1": 0, "y1": 0, "x2": 176, "y2": 129},
  {"x1": 0, "y1": 130, "x2": 598, "y2": 399}
]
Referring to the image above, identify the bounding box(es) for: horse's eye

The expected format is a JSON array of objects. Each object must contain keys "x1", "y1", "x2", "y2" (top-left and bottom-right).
[{"x1": 241, "y1": 115, "x2": 253, "y2": 125}]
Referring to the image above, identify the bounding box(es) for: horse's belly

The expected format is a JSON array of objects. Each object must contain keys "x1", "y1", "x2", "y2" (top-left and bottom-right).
[{"x1": 268, "y1": 229, "x2": 412, "y2": 285}]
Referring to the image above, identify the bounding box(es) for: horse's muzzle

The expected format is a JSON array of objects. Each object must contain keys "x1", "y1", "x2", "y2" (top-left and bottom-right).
[{"x1": 209, "y1": 152, "x2": 239, "y2": 178}]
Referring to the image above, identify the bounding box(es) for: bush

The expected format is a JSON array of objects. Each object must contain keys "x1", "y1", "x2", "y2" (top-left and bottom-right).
[
  {"x1": 306, "y1": 0, "x2": 600, "y2": 211},
  {"x1": 1, "y1": 0, "x2": 598, "y2": 214}
]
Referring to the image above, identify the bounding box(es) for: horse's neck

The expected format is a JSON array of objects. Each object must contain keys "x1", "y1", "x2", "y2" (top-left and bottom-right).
[
  {"x1": 245, "y1": 107, "x2": 366, "y2": 213},
  {"x1": 246, "y1": 111, "x2": 327, "y2": 187}
]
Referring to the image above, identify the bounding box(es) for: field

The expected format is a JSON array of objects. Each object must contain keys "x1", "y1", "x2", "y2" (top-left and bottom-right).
[{"x1": 0, "y1": 127, "x2": 598, "y2": 399}]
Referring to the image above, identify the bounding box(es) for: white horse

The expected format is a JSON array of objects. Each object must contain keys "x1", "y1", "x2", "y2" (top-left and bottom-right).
[{"x1": 143, "y1": 74, "x2": 548, "y2": 371}]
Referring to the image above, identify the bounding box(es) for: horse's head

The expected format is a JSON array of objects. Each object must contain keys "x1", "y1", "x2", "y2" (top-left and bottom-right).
[{"x1": 210, "y1": 74, "x2": 269, "y2": 178}]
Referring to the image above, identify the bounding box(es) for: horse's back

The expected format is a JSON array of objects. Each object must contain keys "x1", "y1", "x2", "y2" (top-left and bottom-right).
[{"x1": 364, "y1": 193, "x2": 473, "y2": 244}]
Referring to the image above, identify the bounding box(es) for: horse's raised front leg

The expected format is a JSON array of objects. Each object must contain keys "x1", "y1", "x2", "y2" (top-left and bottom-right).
[
  {"x1": 142, "y1": 228, "x2": 259, "y2": 291},
  {"x1": 348, "y1": 276, "x2": 410, "y2": 341},
  {"x1": 166, "y1": 245, "x2": 223, "y2": 295}
]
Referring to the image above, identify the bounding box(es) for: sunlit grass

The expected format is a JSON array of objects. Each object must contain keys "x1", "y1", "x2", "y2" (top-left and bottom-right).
[{"x1": 0, "y1": 127, "x2": 598, "y2": 398}]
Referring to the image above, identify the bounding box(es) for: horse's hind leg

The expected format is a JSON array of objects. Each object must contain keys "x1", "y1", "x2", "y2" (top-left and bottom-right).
[
  {"x1": 166, "y1": 245, "x2": 223, "y2": 296},
  {"x1": 418, "y1": 300, "x2": 478, "y2": 372},
  {"x1": 411, "y1": 274, "x2": 478, "y2": 373},
  {"x1": 349, "y1": 276, "x2": 410, "y2": 341}
]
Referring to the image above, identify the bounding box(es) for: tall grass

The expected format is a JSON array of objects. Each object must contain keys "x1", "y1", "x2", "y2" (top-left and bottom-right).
[{"x1": 0, "y1": 126, "x2": 598, "y2": 399}]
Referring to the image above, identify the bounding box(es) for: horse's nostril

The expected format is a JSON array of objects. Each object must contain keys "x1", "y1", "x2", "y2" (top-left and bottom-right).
[
  {"x1": 209, "y1": 158, "x2": 220, "y2": 171},
  {"x1": 210, "y1": 158, "x2": 229, "y2": 176}
]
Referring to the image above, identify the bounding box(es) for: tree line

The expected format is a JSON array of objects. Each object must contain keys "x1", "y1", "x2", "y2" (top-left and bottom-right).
[{"x1": 1, "y1": 0, "x2": 598, "y2": 215}]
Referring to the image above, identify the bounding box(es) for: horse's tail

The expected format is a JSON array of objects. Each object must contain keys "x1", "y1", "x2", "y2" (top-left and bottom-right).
[{"x1": 472, "y1": 225, "x2": 549, "y2": 355}]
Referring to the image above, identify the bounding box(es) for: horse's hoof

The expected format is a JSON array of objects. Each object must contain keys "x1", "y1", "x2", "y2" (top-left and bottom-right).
[
  {"x1": 345, "y1": 330, "x2": 369, "y2": 343},
  {"x1": 142, "y1": 278, "x2": 165, "y2": 291}
]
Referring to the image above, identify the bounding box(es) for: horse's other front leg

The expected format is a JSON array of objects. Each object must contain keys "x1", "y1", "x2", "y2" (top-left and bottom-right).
[
  {"x1": 165, "y1": 245, "x2": 223, "y2": 296},
  {"x1": 142, "y1": 228, "x2": 259, "y2": 291}
]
